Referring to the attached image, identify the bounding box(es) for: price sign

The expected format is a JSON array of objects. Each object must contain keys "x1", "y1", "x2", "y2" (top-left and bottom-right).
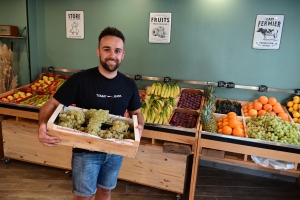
[
  {"x1": 226, "y1": 82, "x2": 235, "y2": 89},
  {"x1": 217, "y1": 81, "x2": 226, "y2": 87},
  {"x1": 134, "y1": 75, "x2": 142, "y2": 81},
  {"x1": 48, "y1": 66, "x2": 54, "y2": 73},
  {"x1": 294, "y1": 89, "x2": 300, "y2": 96},
  {"x1": 164, "y1": 77, "x2": 171, "y2": 83},
  {"x1": 258, "y1": 85, "x2": 268, "y2": 92}
]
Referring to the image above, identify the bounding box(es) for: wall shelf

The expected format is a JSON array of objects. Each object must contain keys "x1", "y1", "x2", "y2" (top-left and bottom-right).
[{"x1": 0, "y1": 36, "x2": 25, "y2": 39}]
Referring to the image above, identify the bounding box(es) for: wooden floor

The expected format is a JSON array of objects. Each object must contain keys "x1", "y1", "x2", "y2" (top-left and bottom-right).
[{"x1": 0, "y1": 159, "x2": 300, "y2": 200}]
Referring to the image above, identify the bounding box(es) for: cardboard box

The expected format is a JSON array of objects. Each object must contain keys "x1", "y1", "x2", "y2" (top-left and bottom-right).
[
  {"x1": 47, "y1": 104, "x2": 140, "y2": 158},
  {"x1": 0, "y1": 25, "x2": 18, "y2": 36}
]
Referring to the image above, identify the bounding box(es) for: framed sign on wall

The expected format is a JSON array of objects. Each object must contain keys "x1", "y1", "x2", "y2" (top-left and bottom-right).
[
  {"x1": 252, "y1": 15, "x2": 284, "y2": 50},
  {"x1": 149, "y1": 12, "x2": 172, "y2": 44},
  {"x1": 66, "y1": 11, "x2": 84, "y2": 39}
]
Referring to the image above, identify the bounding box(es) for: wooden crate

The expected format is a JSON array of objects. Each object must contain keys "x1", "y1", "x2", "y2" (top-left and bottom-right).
[
  {"x1": 1, "y1": 118, "x2": 72, "y2": 169},
  {"x1": 47, "y1": 104, "x2": 140, "y2": 158},
  {"x1": 119, "y1": 145, "x2": 188, "y2": 194}
]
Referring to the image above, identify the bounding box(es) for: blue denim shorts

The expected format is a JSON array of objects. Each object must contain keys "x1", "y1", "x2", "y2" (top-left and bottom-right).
[{"x1": 71, "y1": 152, "x2": 123, "y2": 197}]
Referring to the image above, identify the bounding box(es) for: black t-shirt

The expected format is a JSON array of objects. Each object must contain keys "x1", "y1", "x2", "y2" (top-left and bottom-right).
[
  {"x1": 53, "y1": 67, "x2": 141, "y2": 153},
  {"x1": 54, "y1": 67, "x2": 141, "y2": 115}
]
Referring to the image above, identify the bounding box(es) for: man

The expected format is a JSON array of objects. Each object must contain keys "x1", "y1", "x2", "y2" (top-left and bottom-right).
[{"x1": 38, "y1": 27, "x2": 144, "y2": 200}]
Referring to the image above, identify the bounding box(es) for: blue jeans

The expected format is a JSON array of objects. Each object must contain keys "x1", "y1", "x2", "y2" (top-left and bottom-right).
[{"x1": 71, "y1": 152, "x2": 123, "y2": 197}]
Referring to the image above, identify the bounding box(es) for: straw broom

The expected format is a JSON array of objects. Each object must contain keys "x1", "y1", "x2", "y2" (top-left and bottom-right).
[{"x1": 0, "y1": 42, "x2": 18, "y2": 93}]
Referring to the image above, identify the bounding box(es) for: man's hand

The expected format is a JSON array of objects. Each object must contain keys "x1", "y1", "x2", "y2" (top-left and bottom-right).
[
  {"x1": 137, "y1": 124, "x2": 144, "y2": 139},
  {"x1": 38, "y1": 123, "x2": 61, "y2": 146}
]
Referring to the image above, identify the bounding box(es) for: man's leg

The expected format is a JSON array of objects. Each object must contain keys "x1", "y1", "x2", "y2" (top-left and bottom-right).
[{"x1": 94, "y1": 186, "x2": 111, "y2": 200}]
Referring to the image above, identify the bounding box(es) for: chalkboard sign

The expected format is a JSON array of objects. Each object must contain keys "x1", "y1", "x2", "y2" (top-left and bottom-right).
[
  {"x1": 134, "y1": 75, "x2": 142, "y2": 81},
  {"x1": 164, "y1": 77, "x2": 171, "y2": 83},
  {"x1": 217, "y1": 81, "x2": 226, "y2": 87},
  {"x1": 226, "y1": 82, "x2": 235, "y2": 89},
  {"x1": 258, "y1": 85, "x2": 268, "y2": 92},
  {"x1": 48, "y1": 66, "x2": 54, "y2": 73},
  {"x1": 294, "y1": 89, "x2": 300, "y2": 96}
]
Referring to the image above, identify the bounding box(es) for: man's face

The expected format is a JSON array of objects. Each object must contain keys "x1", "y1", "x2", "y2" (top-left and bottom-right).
[{"x1": 97, "y1": 35, "x2": 125, "y2": 72}]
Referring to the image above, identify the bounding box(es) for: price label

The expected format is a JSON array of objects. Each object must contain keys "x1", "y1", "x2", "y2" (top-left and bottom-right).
[
  {"x1": 258, "y1": 85, "x2": 268, "y2": 92},
  {"x1": 294, "y1": 89, "x2": 300, "y2": 96},
  {"x1": 226, "y1": 82, "x2": 235, "y2": 89},
  {"x1": 217, "y1": 81, "x2": 226, "y2": 87},
  {"x1": 164, "y1": 77, "x2": 171, "y2": 83},
  {"x1": 48, "y1": 66, "x2": 54, "y2": 73},
  {"x1": 134, "y1": 75, "x2": 142, "y2": 81}
]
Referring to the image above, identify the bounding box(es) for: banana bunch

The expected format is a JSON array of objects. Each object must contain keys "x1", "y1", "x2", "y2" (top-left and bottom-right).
[
  {"x1": 141, "y1": 100, "x2": 149, "y2": 121},
  {"x1": 147, "y1": 82, "x2": 163, "y2": 96},
  {"x1": 144, "y1": 99, "x2": 173, "y2": 125},
  {"x1": 161, "y1": 83, "x2": 181, "y2": 98}
]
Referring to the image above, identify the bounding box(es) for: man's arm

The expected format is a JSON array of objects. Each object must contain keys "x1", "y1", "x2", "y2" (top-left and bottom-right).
[
  {"x1": 128, "y1": 108, "x2": 144, "y2": 139},
  {"x1": 38, "y1": 97, "x2": 61, "y2": 146}
]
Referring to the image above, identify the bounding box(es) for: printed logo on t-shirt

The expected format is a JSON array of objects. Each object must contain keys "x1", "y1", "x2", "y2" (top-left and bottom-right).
[{"x1": 96, "y1": 94, "x2": 122, "y2": 98}]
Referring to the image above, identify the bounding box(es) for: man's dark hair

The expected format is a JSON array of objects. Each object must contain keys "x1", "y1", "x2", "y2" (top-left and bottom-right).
[{"x1": 98, "y1": 27, "x2": 125, "y2": 45}]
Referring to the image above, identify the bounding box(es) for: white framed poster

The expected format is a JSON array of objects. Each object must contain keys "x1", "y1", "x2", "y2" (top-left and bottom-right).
[
  {"x1": 149, "y1": 12, "x2": 171, "y2": 43},
  {"x1": 66, "y1": 11, "x2": 84, "y2": 39},
  {"x1": 252, "y1": 15, "x2": 284, "y2": 50}
]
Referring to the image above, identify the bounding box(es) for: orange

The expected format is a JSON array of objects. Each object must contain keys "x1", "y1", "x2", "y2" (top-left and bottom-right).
[
  {"x1": 217, "y1": 129, "x2": 223, "y2": 133},
  {"x1": 263, "y1": 104, "x2": 273, "y2": 112},
  {"x1": 253, "y1": 99, "x2": 259, "y2": 103},
  {"x1": 277, "y1": 112, "x2": 289, "y2": 121},
  {"x1": 243, "y1": 108, "x2": 248, "y2": 113},
  {"x1": 217, "y1": 118, "x2": 223, "y2": 123},
  {"x1": 273, "y1": 104, "x2": 283, "y2": 113},
  {"x1": 232, "y1": 127, "x2": 244, "y2": 137},
  {"x1": 258, "y1": 110, "x2": 266, "y2": 116},
  {"x1": 228, "y1": 119, "x2": 238, "y2": 128},
  {"x1": 268, "y1": 111, "x2": 276, "y2": 116},
  {"x1": 248, "y1": 109, "x2": 258, "y2": 117},
  {"x1": 222, "y1": 126, "x2": 232, "y2": 135},
  {"x1": 222, "y1": 121, "x2": 229, "y2": 127},
  {"x1": 258, "y1": 96, "x2": 268, "y2": 104},
  {"x1": 228, "y1": 112, "x2": 237, "y2": 117},
  {"x1": 268, "y1": 97, "x2": 277, "y2": 106},
  {"x1": 253, "y1": 102, "x2": 263, "y2": 110},
  {"x1": 217, "y1": 121, "x2": 223, "y2": 127},
  {"x1": 244, "y1": 112, "x2": 249, "y2": 117}
]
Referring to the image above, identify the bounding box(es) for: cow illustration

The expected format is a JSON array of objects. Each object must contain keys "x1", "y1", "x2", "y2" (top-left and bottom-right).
[
  {"x1": 257, "y1": 28, "x2": 278, "y2": 39},
  {"x1": 70, "y1": 21, "x2": 79, "y2": 35}
]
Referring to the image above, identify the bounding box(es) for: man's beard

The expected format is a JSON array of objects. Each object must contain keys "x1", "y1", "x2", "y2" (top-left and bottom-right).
[{"x1": 100, "y1": 57, "x2": 121, "y2": 72}]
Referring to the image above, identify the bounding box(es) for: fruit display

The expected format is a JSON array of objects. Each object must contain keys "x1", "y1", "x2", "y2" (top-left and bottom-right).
[
  {"x1": 19, "y1": 94, "x2": 51, "y2": 107},
  {"x1": 201, "y1": 85, "x2": 217, "y2": 132},
  {"x1": 286, "y1": 95, "x2": 300, "y2": 124},
  {"x1": 1, "y1": 91, "x2": 33, "y2": 102},
  {"x1": 242, "y1": 96, "x2": 289, "y2": 121},
  {"x1": 215, "y1": 99, "x2": 242, "y2": 116},
  {"x1": 146, "y1": 82, "x2": 180, "y2": 98},
  {"x1": 169, "y1": 110, "x2": 198, "y2": 128},
  {"x1": 246, "y1": 112, "x2": 300, "y2": 145},
  {"x1": 217, "y1": 112, "x2": 245, "y2": 137},
  {"x1": 141, "y1": 97, "x2": 174, "y2": 125},
  {"x1": 0, "y1": 73, "x2": 68, "y2": 108},
  {"x1": 177, "y1": 89, "x2": 202, "y2": 110}
]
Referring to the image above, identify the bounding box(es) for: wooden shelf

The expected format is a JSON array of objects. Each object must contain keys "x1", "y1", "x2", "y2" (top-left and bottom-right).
[{"x1": 0, "y1": 36, "x2": 25, "y2": 39}]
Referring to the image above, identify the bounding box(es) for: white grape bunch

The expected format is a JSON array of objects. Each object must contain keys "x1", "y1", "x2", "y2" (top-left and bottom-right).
[
  {"x1": 58, "y1": 109, "x2": 85, "y2": 129},
  {"x1": 246, "y1": 112, "x2": 300, "y2": 145},
  {"x1": 56, "y1": 108, "x2": 135, "y2": 139}
]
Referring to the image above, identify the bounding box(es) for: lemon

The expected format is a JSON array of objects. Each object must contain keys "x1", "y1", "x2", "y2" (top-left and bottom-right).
[
  {"x1": 293, "y1": 118, "x2": 298, "y2": 123},
  {"x1": 293, "y1": 96, "x2": 299, "y2": 99},
  {"x1": 288, "y1": 107, "x2": 294, "y2": 112},
  {"x1": 292, "y1": 104, "x2": 299, "y2": 111},
  {"x1": 293, "y1": 111, "x2": 300, "y2": 118},
  {"x1": 293, "y1": 98, "x2": 300, "y2": 104},
  {"x1": 287, "y1": 101, "x2": 294, "y2": 107}
]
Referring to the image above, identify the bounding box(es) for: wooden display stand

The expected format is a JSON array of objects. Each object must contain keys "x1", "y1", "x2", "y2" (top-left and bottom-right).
[{"x1": 0, "y1": 106, "x2": 199, "y2": 200}]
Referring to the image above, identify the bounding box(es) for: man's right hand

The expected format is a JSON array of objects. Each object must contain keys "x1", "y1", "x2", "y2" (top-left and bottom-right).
[{"x1": 38, "y1": 123, "x2": 61, "y2": 146}]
